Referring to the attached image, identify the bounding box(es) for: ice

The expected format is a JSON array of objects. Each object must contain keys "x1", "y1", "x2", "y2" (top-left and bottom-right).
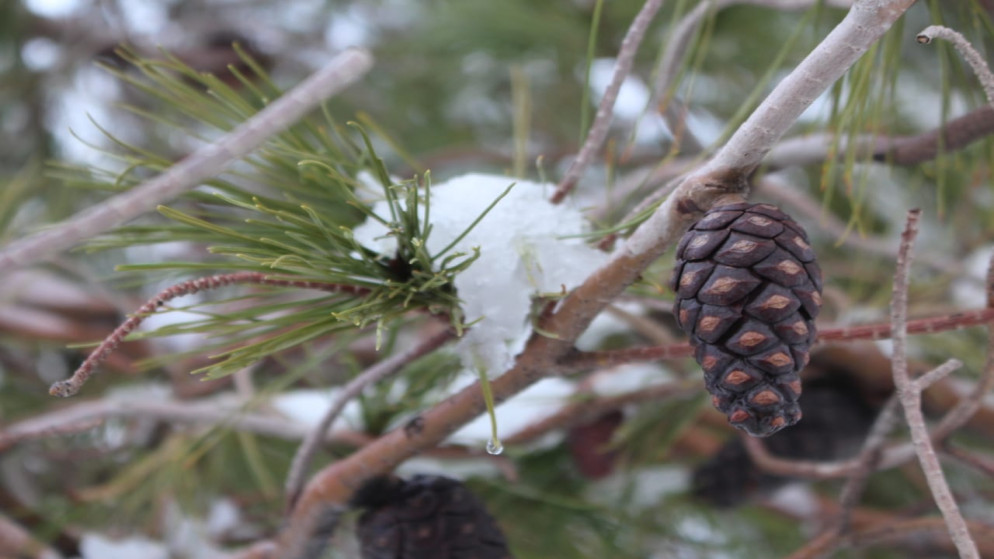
[{"x1": 354, "y1": 173, "x2": 608, "y2": 375}]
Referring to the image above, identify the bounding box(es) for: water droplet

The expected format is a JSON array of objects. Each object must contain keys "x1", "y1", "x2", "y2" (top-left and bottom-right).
[{"x1": 486, "y1": 438, "x2": 503, "y2": 455}]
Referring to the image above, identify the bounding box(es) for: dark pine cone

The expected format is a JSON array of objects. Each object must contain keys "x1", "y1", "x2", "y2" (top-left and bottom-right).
[
  {"x1": 670, "y1": 202, "x2": 822, "y2": 437},
  {"x1": 352, "y1": 474, "x2": 513, "y2": 559}
]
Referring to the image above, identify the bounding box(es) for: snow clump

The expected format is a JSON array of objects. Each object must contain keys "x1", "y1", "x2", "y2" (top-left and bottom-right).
[{"x1": 353, "y1": 173, "x2": 608, "y2": 374}]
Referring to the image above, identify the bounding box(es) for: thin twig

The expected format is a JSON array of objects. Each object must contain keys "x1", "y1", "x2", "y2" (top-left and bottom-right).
[
  {"x1": 889, "y1": 209, "x2": 979, "y2": 559},
  {"x1": 917, "y1": 26, "x2": 994, "y2": 108},
  {"x1": 755, "y1": 173, "x2": 959, "y2": 273},
  {"x1": 944, "y1": 443, "x2": 994, "y2": 478},
  {"x1": 833, "y1": 396, "x2": 902, "y2": 531},
  {"x1": 764, "y1": 106, "x2": 994, "y2": 169},
  {"x1": 562, "y1": 306, "x2": 994, "y2": 371},
  {"x1": 48, "y1": 272, "x2": 368, "y2": 398},
  {"x1": 283, "y1": 325, "x2": 455, "y2": 511},
  {"x1": 624, "y1": 0, "x2": 917, "y2": 258},
  {"x1": 551, "y1": 0, "x2": 665, "y2": 203},
  {"x1": 0, "y1": 49, "x2": 373, "y2": 275},
  {"x1": 931, "y1": 249, "x2": 994, "y2": 441},
  {"x1": 787, "y1": 516, "x2": 994, "y2": 559},
  {"x1": 846, "y1": 518, "x2": 994, "y2": 558},
  {"x1": 649, "y1": 0, "x2": 852, "y2": 122}
]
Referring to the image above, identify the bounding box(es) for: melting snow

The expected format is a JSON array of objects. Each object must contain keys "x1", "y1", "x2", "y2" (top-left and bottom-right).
[{"x1": 354, "y1": 173, "x2": 608, "y2": 375}]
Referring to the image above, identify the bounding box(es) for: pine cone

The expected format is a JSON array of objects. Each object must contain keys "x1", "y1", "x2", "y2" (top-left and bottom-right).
[
  {"x1": 671, "y1": 202, "x2": 822, "y2": 436},
  {"x1": 352, "y1": 475, "x2": 513, "y2": 559}
]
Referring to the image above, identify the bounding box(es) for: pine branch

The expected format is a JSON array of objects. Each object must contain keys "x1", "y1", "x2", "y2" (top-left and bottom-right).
[
  {"x1": 552, "y1": 0, "x2": 665, "y2": 203},
  {"x1": 0, "y1": 48, "x2": 373, "y2": 275}
]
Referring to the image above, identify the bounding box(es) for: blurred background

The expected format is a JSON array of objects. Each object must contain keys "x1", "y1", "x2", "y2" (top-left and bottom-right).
[{"x1": 3, "y1": 1, "x2": 994, "y2": 558}]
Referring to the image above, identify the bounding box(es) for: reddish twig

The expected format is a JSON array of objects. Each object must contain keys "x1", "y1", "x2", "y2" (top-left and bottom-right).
[
  {"x1": 47, "y1": 272, "x2": 368, "y2": 398},
  {"x1": 930, "y1": 249, "x2": 994, "y2": 442},
  {"x1": 944, "y1": 443, "x2": 994, "y2": 479},
  {"x1": 847, "y1": 518, "x2": 994, "y2": 558},
  {"x1": 551, "y1": 0, "x2": 665, "y2": 203},
  {"x1": 562, "y1": 306, "x2": 994, "y2": 371}
]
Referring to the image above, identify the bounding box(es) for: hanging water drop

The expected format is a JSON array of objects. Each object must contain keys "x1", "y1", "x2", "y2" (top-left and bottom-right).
[{"x1": 486, "y1": 438, "x2": 503, "y2": 455}]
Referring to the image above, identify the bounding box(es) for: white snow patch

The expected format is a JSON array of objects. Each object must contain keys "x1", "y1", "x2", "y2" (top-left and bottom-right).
[
  {"x1": 952, "y1": 245, "x2": 993, "y2": 308},
  {"x1": 575, "y1": 302, "x2": 642, "y2": 350},
  {"x1": 80, "y1": 534, "x2": 169, "y2": 559},
  {"x1": 353, "y1": 173, "x2": 608, "y2": 374},
  {"x1": 272, "y1": 388, "x2": 363, "y2": 430},
  {"x1": 676, "y1": 514, "x2": 724, "y2": 544},
  {"x1": 396, "y1": 456, "x2": 505, "y2": 480},
  {"x1": 874, "y1": 338, "x2": 894, "y2": 358},
  {"x1": 587, "y1": 363, "x2": 672, "y2": 397},
  {"x1": 589, "y1": 58, "x2": 652, "y2": 121},
  {"x1": 587, "y1": 465, "x2": 689, "y2": 509},
  {"x1": 767, "y1": 482, "x2": 819, "y2": 517},
  {"x1": 207, "y1": 498, "x2": 241, "y2": 538}
]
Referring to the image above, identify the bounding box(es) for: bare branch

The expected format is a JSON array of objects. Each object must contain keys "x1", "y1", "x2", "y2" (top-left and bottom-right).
[
  {"x1": 833, "y1": 397, "x2": 902, "y2": 529},
  {"x1": 889, "y1": 208, "x2": 979, "y2": 559},
  {"x1": 764, "y1": 106, "x2": 994, "y2": 169},
  {"x1": 917, "y1": 25, "x2": 994, "y2": 109},
  {"x1": 0, "y1": 49, "x2": 373, "y2": 275},
  {"x1": 0, "y1": 397, "x2": 371, "y2": 452},
  {"x1": 943, "y1": 443, "x2": 994, "y2": 479},
  {"x1": 552, "y1": 0, "x2": 665, "y2": 203},
  {"x1": 930, "y1": 248, "x2": 994, "y2": 441},
  {"x1": 626, "y1": 0, "x2": 917, "y2": 258},
  {"x1": 283, "y1": 325, "x2": 454, "y2": 511},
  {"x1": 649, "y1": 0, "x2": 853, "y2": 126},
  {"x1": 847, "y1": 518, "x2": 994, "y2": 557}
]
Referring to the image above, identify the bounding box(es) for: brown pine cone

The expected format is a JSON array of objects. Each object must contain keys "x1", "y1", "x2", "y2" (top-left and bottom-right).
[
  {"x1": 351, "y1": 475, "x2": 513, "y2": 559},
  {"x1": 671, "y1": 202, "x2": 822, "y2": 436}
]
